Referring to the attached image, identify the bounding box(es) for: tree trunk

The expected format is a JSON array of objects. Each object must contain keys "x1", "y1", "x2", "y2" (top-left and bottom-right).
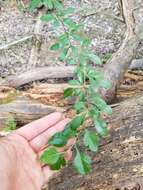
[
  {"x1": 47, "y1": 95, "x2": 143, "y2": 190},
  {"x1": 101, "y1": 0, "x2": 141, "y2": 103}
]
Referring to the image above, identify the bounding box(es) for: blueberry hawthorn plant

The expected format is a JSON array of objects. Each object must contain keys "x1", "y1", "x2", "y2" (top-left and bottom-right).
[{"x1": 29, "y1": 0, "x2": 112, "y2": 175}]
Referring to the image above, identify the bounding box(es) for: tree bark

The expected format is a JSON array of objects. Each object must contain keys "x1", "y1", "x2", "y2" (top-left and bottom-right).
[
  {"x1": 0, "y1": 66, "x2": 75, "y2": 87},
  {"x1": 47, "y1": 95, "x2": 143, "y2": 190},
  {"x1": 101, "y1": 0, "x2": 140, "y2": 103},
  {"x1": 0, "y1": 96, "x2": 65, "y2": 129},
  {"x1": 0, "y1": 74, "x2": 143, "y2": 129}
]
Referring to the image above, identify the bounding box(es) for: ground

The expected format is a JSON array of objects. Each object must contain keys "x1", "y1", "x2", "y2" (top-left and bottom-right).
[{"x1": 0, "y1": 0, "x2": 126, "y2": 77}]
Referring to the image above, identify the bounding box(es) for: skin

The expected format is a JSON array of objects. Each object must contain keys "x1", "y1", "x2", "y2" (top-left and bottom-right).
[{"x1": 0, "y1": 112, "x2": 74, "y2": 190}]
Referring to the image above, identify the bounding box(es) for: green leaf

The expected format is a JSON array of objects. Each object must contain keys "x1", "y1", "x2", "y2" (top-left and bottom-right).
[
  {"x1": 89, "y1": 107, "x2": 100, "y2": 119},
  {"x1": 74, "y1": 88, "x2": 81, "y2": 96},
  {"x1": 63, "y1": 7, "x2": 75, "y2": 15},
  {"x1": 95, "y1": 120, "x2": 108, "y2": 137},
  {"x1": 52, "y1": 20, "x2": 60, "y2": 27},
  {"x1": 74, "y1": 149, "x2": 91, "y2": 175},
  {"x1": 79, "y1": 51, "x2": 87, "y2": 64},
  {"x1": 77, "y1": 71, "x2": 84, "y2": 84},
  {"x1": 70, "y1": 24, "x2": 82, "y2": 33},
  {"x1": 92, "y1": 96, "x2": 112, "y2": 114},
  {"x1": 48, "y1": 132, "x2": 68, "y2": 147},
  {"x1": 40, "y1": 147, "x2": 60, "y2": 165},
  {"x1": 92, "y1": 96, "x2": 107, "y2": 111},
  {"x1": 43, "y1": 0, "x2": 53, "y2": 9},
  {"x1": 53, "y1": 0, "x2": 63, "y2": 10},
  {"x1": 50, "y1": 155, "x2": 66, "y2": 170},
  {"x1": 40, "y1": 147, "x2": 66, "y2": 170},
  {"x1": 56, "y1": 34, "x2": 69, "y2": 48},
  {"x1": 50, "y1": 43, "x2": 61, "y2": 50},
  {"x1": 59, "y1": 48, "x2": 69, "y2": 61},
  {"x1": 66, "y1": 58, "x2": 75, "y2": 65},
  {"x1": 82, "y1": 38, "x2": 91, "y2": 46},
  {"x1": 68, "y1": 114, "x2": 85, "y2": 130},
  {"x1": 87, "y1": 67, "x2": 102, "y2": 79},
  {"x1": 29, "y1": 0, "x2": 41, "y2": 11},
  {"x1": 89, "y1": 77, "x2": 98, "y2": 87},
  {"x1": 74, "y1": 101, "x2": 85, "y2": 112},
  {"x1": 4, "y1": 117, "x2": 17, "y2": 132},
  {"x1": 68, "y1": 80, "x2": 80, "y2": 85},
  {"x1": 71, "y1": 46, "x2": 78, "y2": 57},
  {"x1": 63, "y1": 18, "x2": 76, "y2": 28},
  {"x1": 59, "y1": 34, "x2": 69, "y2": 45},
  {"x1": 64, "y1": 88, "x2": 74, "y2": 98},
  {"x1": 83, "y1": 130, "x2": 99, "y2": 152},
  {"x1": 40, "y1": 14, "x2": 55, "y2": 22},
  {"x1": 72, "y1": 34, "x2": 84, "y2": 42},
  {"x1": 48, "y1": 115, "x2": 84, "y2": 147},
  {"x1": 79, "y1": 91, "x2": 85, "y2": 101},
  {"x1": 63, "y1": 126, "x2": 77, "y2": 138},
  {"x1": 103, "y1": 105, "x2": 112, "y2": 115},
  {"x1": 87, "y1": 53, "x2": 102, "y2": 65}
]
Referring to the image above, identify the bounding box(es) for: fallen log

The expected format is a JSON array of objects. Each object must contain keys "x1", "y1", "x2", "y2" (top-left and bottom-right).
[
  {"x1": 0, "y1": 72, "x2": 143, "y2": 128},
  {"x1": 117, "y1": 83, "x2": 143, "y2": 99},
  {"x1": 0, "y1": 66, "x2": 75, "y2": 87},
  {"x1": 22, "y1": 70, "x2": 143, "y2": 103},
  {"x1": 47, "y1": 95, "x2": 143, "y2": 190},
  {"x1": 0, "y1": 96, "x2": 65, "y2": 129},
  {"x1": 117, "y1": 70, "x2": 143, "y2": 99},
  {"x1": 0, "y1": 60, "x2": 142, "y2": 89}
]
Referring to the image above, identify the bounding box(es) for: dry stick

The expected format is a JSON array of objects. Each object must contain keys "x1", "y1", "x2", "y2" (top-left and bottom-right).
[
  {"x1": 101, "y1": 0, "x2": 140, "y2": 102},
  {"x1": 0, "y1": 66, "x2": 75, "y2": 87},
  {"x1": 0, "y1": 35, "x2": 33, "y2": 50},
  {"x1": 82, "y1": 11, "x2": 124, "y2": 23},
  {"x1": 27, "y1": 10, "x2": 44, "y2": 69}
]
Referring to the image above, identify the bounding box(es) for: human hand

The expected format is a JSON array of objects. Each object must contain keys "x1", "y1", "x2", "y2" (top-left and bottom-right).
[{"x1": 0, "y1": 112, "x2": 74, "y2": 190}]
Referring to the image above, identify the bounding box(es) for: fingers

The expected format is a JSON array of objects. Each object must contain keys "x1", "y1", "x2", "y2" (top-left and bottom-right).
[
  {"x1": 30, "y1": 118, "x2": 71, "y2": 152},
  {"x1": 42, "y1": 166, "x2": 56, "y2": 185},
  {"x1": 15, "y1": 112, "x2": 63, "y2": 141},
  {"x1": 64, "y1": 149, "x2": 73, "y2": 161}
]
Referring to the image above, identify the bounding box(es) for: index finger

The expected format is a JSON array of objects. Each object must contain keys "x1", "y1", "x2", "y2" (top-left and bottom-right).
[{"x1": 15, "y1": 112, "x2": 63, "y2": 141}]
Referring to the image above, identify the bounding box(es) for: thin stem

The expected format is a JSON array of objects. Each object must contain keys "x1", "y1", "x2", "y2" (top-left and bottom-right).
[{"x1": 54, "y1": 13, "x2": 72, "y2": 48}]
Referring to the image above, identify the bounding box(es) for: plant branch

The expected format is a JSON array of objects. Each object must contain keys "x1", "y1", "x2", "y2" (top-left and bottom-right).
[
  {"x1": 27, "y1": 10, "x2": 44, "y2": 69},
  {"x1": 0, "y1": 35, "x2": 33, "y2": 51}
]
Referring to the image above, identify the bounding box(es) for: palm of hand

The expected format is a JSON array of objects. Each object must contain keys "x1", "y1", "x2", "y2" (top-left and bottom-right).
[{"x1": 0, "y1": 113, "x2": 73, "y2": 190}]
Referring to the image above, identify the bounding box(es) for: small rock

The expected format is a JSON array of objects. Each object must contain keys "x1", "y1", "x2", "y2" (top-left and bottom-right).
[{"x1": 130, "y1": 59, "x2": 143, "y2": 70}]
